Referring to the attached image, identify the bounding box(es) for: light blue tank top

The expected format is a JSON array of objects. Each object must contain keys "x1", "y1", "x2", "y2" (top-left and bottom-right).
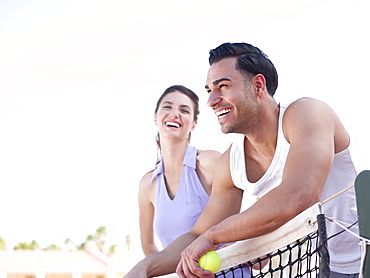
[
  {"x1": 151, "y1": 145, "x2": 209, "y2": 248},
  {"x1": 152, "y1": 145, "x2": 251, "y2": 277}
]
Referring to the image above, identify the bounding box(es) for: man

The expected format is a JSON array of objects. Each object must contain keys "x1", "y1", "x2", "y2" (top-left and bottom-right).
[{"x1": 124, "y1": 43, "x2": 360, "y2": 278}]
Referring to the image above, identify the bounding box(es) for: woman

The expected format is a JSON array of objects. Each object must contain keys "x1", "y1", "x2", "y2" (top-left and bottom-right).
[
  {"x1": 137, "y1": 85, "x2": 253, "y2": 277},
  {"x1": 138, "y1": 85, "x2": 221, "y2": 255}
]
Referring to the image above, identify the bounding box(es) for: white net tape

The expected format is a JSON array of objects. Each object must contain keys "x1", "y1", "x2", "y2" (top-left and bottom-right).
[{"x1": 216, "y1": 203, "x2": 320, "y2": 272}]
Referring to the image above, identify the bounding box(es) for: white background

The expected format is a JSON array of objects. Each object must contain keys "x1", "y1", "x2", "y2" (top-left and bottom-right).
[{"x1": 1, "y1": 0, "x2": 369, "y2": 253}]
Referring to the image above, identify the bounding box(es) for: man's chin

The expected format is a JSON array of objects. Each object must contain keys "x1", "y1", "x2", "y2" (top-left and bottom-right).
[{"x1": 220, "y1": 126, "x2": 232, "y2": 134}]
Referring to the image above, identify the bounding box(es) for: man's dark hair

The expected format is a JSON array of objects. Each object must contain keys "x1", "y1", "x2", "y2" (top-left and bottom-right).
[{"x1": 209, "y1": 43, "x2": 278, "y2": 96}]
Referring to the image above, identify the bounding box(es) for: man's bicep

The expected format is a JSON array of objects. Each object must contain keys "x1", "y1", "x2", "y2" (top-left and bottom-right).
[
  {"x1": 191, "y1": 149, "x2": 243, "y2": 235},
  {"x1": 282, "y1": 100, "x2": 336, "y2": 205}
]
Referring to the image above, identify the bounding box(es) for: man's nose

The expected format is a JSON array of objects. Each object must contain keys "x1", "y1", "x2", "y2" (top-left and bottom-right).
[{"x1": 207, "y1": 91, "x2": 221, "y2": 108}]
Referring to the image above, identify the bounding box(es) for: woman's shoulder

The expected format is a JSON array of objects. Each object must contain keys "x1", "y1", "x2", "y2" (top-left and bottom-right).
[
  {"x1": 139, "y1": 170, "x2": 155, "y2": 188},
  {"x1": 138, "y1": 170, "x2": 157, "y2": 202},
  {"x1": 197, "y1": 149, "x2": 222, "y2": 160},
  {"x1": 196, "y1": 149, "x2": 222, "y2": 169}
]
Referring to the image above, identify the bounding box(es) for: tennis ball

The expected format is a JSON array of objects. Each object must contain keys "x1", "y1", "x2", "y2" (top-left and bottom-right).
[{"x1": 198, "y1": 250, "x2": 221, "y2": 274}]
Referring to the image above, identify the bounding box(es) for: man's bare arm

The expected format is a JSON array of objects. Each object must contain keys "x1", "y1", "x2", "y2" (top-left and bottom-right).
[{"x1": 203, "y1": 99, "x2": 340, "y2": 244}]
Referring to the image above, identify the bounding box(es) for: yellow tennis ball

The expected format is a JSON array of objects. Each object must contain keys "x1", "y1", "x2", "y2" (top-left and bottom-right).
[{"x1": 198, "y1": 250, "x2": 221, "y2": 274}]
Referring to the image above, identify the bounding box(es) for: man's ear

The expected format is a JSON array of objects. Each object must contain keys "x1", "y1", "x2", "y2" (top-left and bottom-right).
[{"x1": 253, "y1": 74, "x2": 267, "y2": 95}]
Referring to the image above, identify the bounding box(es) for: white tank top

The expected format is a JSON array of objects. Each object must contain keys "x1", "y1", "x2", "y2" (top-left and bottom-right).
[{"x1": 230, "y1": 104, "x2": 360, "y2": 273}]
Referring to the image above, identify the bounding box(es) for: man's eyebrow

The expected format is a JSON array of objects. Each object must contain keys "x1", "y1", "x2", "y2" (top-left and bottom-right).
[{"x1": 205, "y1": 78, "x2": 232, "y2": 90}]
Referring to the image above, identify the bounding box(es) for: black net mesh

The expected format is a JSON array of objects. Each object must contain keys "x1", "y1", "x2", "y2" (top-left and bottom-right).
[{"x1": 214, "y1": 230, "x2": 323, "y2": 278}]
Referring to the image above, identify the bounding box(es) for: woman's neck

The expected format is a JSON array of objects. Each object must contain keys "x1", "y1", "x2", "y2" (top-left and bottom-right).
[{"x1": 160, "y1": 139, "x2": 189, "y2": 173}]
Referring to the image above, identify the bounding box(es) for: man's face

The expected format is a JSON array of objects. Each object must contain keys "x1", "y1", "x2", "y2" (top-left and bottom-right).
[{"x1": 205, "y1": 57, "x2": 258, "y2": 134}]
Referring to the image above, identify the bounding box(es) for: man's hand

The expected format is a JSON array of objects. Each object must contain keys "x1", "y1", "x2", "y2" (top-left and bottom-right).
[{"x1": 176, "y1": 234, "x2": 217, "y2": 278}]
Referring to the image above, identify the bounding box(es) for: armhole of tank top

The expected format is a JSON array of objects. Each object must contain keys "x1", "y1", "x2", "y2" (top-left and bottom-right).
[
  {"x1": 230, "y1": 136, "x2": 245, "y2": 190},
  {"x1": 278, "y1": 103, "x2": 286, "y2": 141}
]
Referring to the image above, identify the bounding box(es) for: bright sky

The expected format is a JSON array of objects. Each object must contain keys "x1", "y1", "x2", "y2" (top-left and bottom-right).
[{"x1": 1, "y1": 0, "x2": 369, "y2": 253}]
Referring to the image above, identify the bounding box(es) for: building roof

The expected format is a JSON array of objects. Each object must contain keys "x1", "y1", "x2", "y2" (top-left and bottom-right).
[{"x1": 0, "y1": 250, "x2": 108, "y2": 273}]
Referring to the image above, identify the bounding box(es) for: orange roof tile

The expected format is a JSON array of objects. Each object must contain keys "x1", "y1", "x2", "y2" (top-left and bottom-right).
[{"x1": 0, "y1": 250, "x2": 108, "y2": 273}]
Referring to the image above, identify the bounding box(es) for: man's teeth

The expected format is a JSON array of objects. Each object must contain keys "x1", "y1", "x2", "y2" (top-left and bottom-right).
[
  {"x1": 216, "y1": 109, "x2": 231, "y2": 117},
  {"x1": 165, "y1": 121, "x2": 180, "y2": 128}
]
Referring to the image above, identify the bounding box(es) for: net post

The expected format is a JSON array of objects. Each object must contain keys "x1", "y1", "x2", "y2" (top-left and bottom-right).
[
  {"x1": 355, "y1": 170, "x2": 370, "y2": 278},
  {"x1": 317, "y1": 213, "x2": 330, "y2": 278}
]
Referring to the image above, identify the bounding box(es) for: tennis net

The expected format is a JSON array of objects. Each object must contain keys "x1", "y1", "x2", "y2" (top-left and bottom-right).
[
  {"x1": 214, "y1": 203, "x2": 328, "y2": 277},
  {"x1": 160, "y1": 203, "x2": 331, "y2": 277}
]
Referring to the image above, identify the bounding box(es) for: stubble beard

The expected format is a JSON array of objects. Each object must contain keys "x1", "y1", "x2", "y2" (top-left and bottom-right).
[
  {"x1": 221, "y1": 90, "x2": 258, "y2": 135},
  {"x1": 220, "y1": 112, "x2": 258, "y2": 135}
]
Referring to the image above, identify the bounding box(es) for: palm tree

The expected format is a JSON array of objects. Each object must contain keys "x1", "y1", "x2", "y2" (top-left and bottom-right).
[
  {"x1": 126, "y1": 235, "x2": 132, "y2": 250},
  {"x1": 44, "y1": 244, "x2": 61, "y2": 250},
  {"x1": 0, "y1": 237, "x2": 7, "y2": 250},
  {"x1": 14, "y1": 240, "x2": 39, "y2": 250},
  {"x1": 94, "y1": 226, "x2": 107, "y2": 252},
  {"x1": 64, "y1": 238, "x2": 78, "y2": 251}
]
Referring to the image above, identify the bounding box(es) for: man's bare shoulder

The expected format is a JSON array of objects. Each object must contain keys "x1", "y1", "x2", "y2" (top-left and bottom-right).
[
  {"x1": 283, "y1": 98, "x2": 338, "y2": 131},
  {"x1": 285, "y1": 97, "x2": 334, "y2": 117},
  {"x1": 283, "y1": 97, "x2": 348, "y2": 151},
  {"x1": 212, "y1": 146, "x2": 233, "y2": 179}
]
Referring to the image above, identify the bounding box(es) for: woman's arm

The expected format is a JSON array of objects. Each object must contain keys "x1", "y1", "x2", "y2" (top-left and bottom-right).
[{"x1": 138, "y1": 171, "x2": 159, "y2": 256}]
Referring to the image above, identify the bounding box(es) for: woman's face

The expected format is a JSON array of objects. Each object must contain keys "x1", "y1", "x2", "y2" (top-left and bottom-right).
[{"x1": 154, "y1": 91, "x2": 197, "y2": 141}]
